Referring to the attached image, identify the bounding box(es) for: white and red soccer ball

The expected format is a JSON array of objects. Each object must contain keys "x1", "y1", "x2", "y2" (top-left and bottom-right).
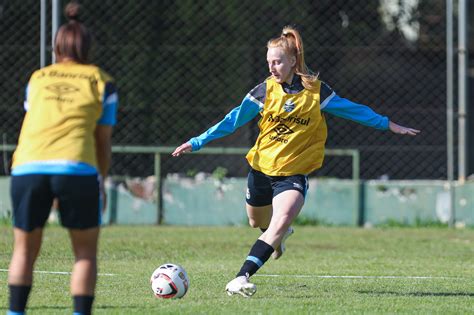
[{"x1": 150, "y1": 263, "x2": 189, "y2": 299}]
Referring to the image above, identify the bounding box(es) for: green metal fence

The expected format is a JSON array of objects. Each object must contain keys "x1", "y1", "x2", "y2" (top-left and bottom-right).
[
  {"x1": 1, "y1": 0, "x2": 450, "y2": 180},
  {"x1": 111, "y1": 146, "x2": 360, "y2": 224},
  {"x1": 2, "y1": 144, "x2": 473, "y2": 226},
  {"x1": 1, "y1": 144, "x2": 359, "y2": 224}
]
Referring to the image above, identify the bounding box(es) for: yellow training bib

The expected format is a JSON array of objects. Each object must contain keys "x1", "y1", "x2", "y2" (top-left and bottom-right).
[
  {"x1": 246, "y1": 78, "x2": 327, "y2": 175},
  {"x1": 12, "y1": 62, "x2": 113, "y2": 168}
]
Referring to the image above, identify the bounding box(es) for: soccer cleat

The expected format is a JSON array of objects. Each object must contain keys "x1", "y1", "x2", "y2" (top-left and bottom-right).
[
  {"x1": 225, "y1": 274, "x2": 257, "y2": 297},
  {"x1": 272, "y1": 226, "x2": 294, "y2": 260}
]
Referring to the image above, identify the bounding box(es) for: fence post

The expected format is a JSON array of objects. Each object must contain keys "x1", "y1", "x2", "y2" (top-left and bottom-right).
[
  {"x1": 108, "y1": 182, "x2": 117, "y2": 224},
  {"x1": 351, "y1": 150, "x2": 363, "y2": 226},
  {"x1": 154, "y1": 153, "x2": 162, "y2": 225}
]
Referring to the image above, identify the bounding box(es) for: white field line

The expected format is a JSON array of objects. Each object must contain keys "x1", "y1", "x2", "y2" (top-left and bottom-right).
[
  {"x1": 0, "y1": 269, "x2": 464, "y2": 280},
  {"x1": 255, "y1": 274, "x2": 463, "y2": 280},
  {"x1": 0, "y1": 268, "x2": 116, "y2": 276}
]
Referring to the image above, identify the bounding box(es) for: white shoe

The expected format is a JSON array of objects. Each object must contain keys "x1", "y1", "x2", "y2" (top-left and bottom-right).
[
  {"x1": 225, "y1": 274, "x2": 257, "y2": 297},
  {"x1": 272, "y1": 226, "x2": 294, "y2": 260}
]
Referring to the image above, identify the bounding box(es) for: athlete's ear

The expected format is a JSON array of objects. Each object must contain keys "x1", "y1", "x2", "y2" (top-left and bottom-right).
[{"x1": 290, "y1": 55, "x2": 296, "y2": 67}]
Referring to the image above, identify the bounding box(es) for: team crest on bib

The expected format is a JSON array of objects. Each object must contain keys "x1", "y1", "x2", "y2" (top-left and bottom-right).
[{"x1": 283, "y1": 100, "x2": 295, "y2": 112}]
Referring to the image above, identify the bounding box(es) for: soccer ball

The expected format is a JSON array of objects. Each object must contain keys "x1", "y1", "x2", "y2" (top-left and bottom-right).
[{"x1": 150, "y1": 263, "x2": 189, "y2": 299}]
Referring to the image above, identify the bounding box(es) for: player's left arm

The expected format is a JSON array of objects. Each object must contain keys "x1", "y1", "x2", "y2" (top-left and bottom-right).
[{"x1": 320, "y1": 83, "x2": 420, "y2": 136}]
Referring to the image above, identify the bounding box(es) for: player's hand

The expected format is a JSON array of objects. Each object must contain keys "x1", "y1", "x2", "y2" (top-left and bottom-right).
[
  {"x1": 389, "y1": 121, "x2": 420, "y2": 136},
  {"x1": 172, "y1": 142, "x2": 193, "y2": 157},
  {"x1": 101, "y1": 190, "x2": 107, "y2": 214},
  {"x1": 99, "y1": 177, "x2": 107, "y2": 213}
]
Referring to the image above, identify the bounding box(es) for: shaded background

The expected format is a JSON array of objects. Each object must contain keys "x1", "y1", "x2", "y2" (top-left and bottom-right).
[{"x1": 0, "y1": 0, "x2": 466, "y2": 179}]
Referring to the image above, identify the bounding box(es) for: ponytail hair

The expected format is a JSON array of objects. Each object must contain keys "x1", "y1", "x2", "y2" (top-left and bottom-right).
[
  {"x1": 267, "y1": 26, "x2": 318, "y2": 90},
  {"x1": 54, "y1": 1, "x2": 92, "y2": 64},
  {"x1": 65, "y1": 1, "x2": 81, "y2": 22}
]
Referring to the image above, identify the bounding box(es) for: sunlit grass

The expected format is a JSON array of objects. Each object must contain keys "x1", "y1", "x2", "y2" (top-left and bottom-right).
[{"x1": 1, "y1": 225, "x2": 473, "y2": 314}]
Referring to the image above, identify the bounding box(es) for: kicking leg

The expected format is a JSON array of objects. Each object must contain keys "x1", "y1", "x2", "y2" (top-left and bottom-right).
[{"x1": 225, "y1": 192, "x2": 302, "y2": 297}]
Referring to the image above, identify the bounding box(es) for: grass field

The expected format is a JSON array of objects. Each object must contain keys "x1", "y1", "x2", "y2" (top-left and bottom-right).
[{"x1": 0, "y1": 225, "x2": 473, "y2": 314}]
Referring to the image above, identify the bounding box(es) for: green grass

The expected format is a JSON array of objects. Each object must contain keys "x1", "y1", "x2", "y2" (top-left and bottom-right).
[{"x1": 1, "y1": 225, "x2": 473, "y2": 314}]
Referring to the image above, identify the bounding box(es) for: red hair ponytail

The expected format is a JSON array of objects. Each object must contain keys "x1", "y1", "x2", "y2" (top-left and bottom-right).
[{"x1": 267, "y1": 26, "x2": 318, "y2": 90}]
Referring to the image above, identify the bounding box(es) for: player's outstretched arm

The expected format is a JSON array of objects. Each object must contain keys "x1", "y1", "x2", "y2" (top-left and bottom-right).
[
  {"x1": 171, "y1": 95, "x2": 261, "y2": 157},
  {"x1": 388, "y1": 121, "x2": 420, "y2": 136},
  {"x1": 172, "y1": 142, "x2": 192, "y2": 157}
]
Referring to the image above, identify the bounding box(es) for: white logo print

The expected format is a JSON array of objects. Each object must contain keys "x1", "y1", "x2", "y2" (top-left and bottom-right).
[
  {"x1": 283, "y1": 100, "x2": 295, "y2": 112},
  {"x1": 246, "y1": 188, "x2": 251, "y2": 199},
  {"x1": 293, "y1": 182, "x2": 303, "y2": 190}
]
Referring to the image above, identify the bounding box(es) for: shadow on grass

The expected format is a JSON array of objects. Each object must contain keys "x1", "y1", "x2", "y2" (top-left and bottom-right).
[
  {"x1": 0, "y1": 305, "x2": 157, "y2": 311},
  {"x1": 0, "y1": 306, "x2": 68, "y2": 311},
  {"x1": 357, "y1": 290, "x2": 474, "y2": 297},
  {"x1": 96, "y1": 305, "x2": 159, "y2": 309}
]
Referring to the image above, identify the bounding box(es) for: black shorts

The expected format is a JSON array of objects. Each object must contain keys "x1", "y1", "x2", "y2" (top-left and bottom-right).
[
  {"x1": 246, "y1": 168, "x2": 308, "y2": 207},
  {"x1": 11, "y1": 174, "x2": 101, "y2": 231}
]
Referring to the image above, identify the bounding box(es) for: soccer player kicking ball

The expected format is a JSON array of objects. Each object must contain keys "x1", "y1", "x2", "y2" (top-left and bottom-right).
[{"x1": 172, "y1": 25, "x2": 419, "y2": 297}]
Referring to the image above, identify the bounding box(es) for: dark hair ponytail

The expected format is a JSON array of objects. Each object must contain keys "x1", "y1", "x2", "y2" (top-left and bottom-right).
[
  {"x1": 64, "y1": 1, "x2": 81, "y2": 22},
  {"x1": 54, "y1": 1, "x2": 92, "y2": 64}
]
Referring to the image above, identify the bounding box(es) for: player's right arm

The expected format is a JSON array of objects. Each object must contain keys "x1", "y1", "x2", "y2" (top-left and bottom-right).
[{"x1": 172, "y1": 84, "x2": 265, "y2": 157}]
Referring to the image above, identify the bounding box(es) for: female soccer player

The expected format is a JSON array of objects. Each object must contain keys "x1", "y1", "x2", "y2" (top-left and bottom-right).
[
  {"x1": 7, "y1": 2, "x2": 118, "y2": 314},
  {"x1": 172, "y1": 26, "x2": 419, "y2": 297}
]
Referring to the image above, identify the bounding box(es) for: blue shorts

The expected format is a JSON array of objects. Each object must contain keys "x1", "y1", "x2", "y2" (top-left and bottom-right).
[
  {"x1": 11, "y1": 174, "x2": 101, "y2": 231},
  {"x1": 246, "y1": 169, "x2": 308, "y2": 207}
]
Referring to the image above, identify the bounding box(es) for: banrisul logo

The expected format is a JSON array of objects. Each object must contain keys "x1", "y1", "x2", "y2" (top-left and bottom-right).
[
  {"x1": 283, "y1": 99, "x2": 295, "y2": 112},
  {"x1": 267, "y1": 114, "x2": 310, "y2": 126}
]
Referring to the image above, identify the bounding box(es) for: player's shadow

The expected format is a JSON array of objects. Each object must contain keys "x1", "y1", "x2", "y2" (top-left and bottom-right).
[
  {"x1": 357, "y1": 290, "x2": 474, "y2": 297},
  {"x1": 0, "y1": 306, "x2": 70, "y2": 311},
  {"x1": 1, "y1": 305, "x2": 158, "y2": 311},
  {"x1": 96, "y1": 305, "x2": 162, "y2": 310}
]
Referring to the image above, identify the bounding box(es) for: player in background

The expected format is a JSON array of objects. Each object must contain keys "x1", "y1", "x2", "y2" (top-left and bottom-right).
[
  {"x1": 172, "y1": 25, "x2": 419, "y2": 297},
  {"x1": 7, "y1": 2, "x2": 118, "y2": 314}
]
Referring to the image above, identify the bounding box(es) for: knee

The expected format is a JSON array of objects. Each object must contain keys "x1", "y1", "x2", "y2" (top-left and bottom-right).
[
  {"x1": 248, "y1": 218, "x2": 260, "y2": 228},
  {"x1": 73, "y1": 248, "x2": 97, "y2": 262},
  {"x1": 72, "y1": 242, "x2": 98, "y2": 261}
]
